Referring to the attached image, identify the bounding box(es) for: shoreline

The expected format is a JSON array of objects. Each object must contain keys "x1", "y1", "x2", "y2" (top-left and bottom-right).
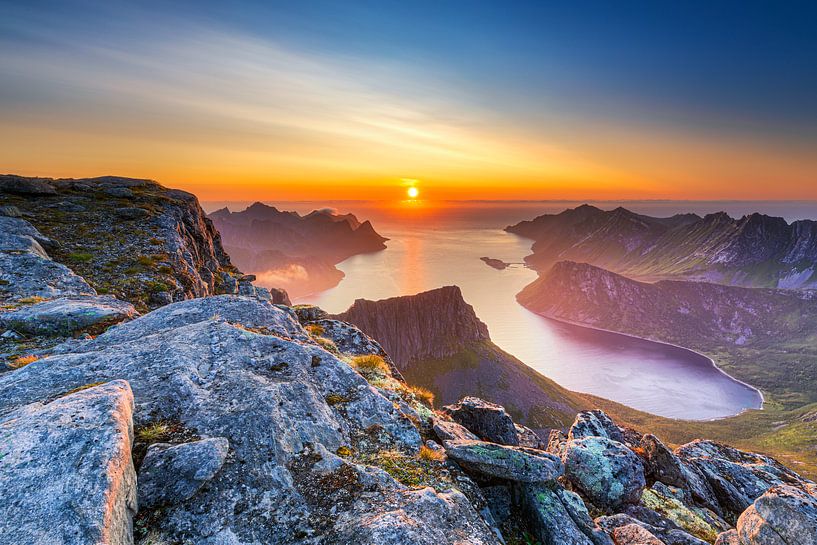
[{"x1": 524, "y1": 308, "x2": 766, "y2": 421}]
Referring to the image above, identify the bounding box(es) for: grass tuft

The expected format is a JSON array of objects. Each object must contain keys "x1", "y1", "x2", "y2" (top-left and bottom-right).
[
  {"x1": 418, "y1": 445, "x2": 445, "y2": 462},
  {"x1": 9, "y1": 354, "x2": 39, "y2": 369}
]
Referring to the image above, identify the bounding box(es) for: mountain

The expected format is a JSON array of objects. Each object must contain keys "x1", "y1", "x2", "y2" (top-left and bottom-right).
[
  {"x1": 335, "y1": 286, "x2": 588, "y2": 431},
  {"x1": 209, "y1": 202, "x2": 388, "y2": 297},
  {"x1": 519, "y1": 260, "x2": 817, "y2": 408},
  {"x1": 506, "y1": 204, "x2": 817, "y2": 289}
]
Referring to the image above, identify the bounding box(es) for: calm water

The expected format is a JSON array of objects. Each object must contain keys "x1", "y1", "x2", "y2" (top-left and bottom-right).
[
  {"x1": 295, "y1": 222, "x2": 762, "y2": 420},
  {"x1": 201, "y1": 200, "x2": 803, "y2": 420}
]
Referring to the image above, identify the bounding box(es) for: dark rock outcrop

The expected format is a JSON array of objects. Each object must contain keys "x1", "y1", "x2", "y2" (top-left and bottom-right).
[
  {"x1": 0, "y1": 296, "x2": 136, "y2": 336},
  {"x1": 442, "y1": 396, "x2": 519, "y2": 445},
  {"x1": 443, "y1": 440, "x2": 563, "y2": 482}
]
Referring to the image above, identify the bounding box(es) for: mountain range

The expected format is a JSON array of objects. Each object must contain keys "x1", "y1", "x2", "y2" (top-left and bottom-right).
[
  {"x1": 210, "y1": 202, "x2": 387, "y2": 297},
  {"x1": 506, "y1": 204, "x2": 817, "y2": 289}
]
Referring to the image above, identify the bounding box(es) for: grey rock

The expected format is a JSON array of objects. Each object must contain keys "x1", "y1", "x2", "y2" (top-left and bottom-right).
[
  {"x1": 294, "y1": 304, "x2": 329, "y2": 323},
  {"x1": 0, "y1": 296, "x2": 497, "y2": 544},
  {"x1": 564, "y1": 436, "x2": 646, "y2": 510},
  {"x1": 105, "y1": 187, "x2": 134, "y2": 198},
  {"x1": 568, "y1": 410, "x2": 625, "y2": 443},
  {"x1": 0, "y1": 205, "x2": 22, "y2": 217},
  {"x1": 442, "y1": 396, "x2": 519, "y2": 445},
  {"x1": 138, "y1": 437, "x2": 230, "y2": 509},
  {"x1": 714, "y1": 529, "x2": 739, "y2": 545},
  {"x1": 597, "y1": 513, "x2": 706, "y2": 545},
  {"x1": 0, "y1": 380, "x2": 136, "y2": 545},
  {"x1": 736, "y1": 484, "x2": 817, "y2": 545},
  {"x1": 434, "y1": 419, "x2": 479, "y2": 442},
  {"x1": 0, "y1": 295, "x2": 136, "y2": 336},
  {"x1": 114, "y1": 207, "x2": 149, "y2": 219},
  {"x1": 483, "y1": 485, "x2": 512, "y2": 525},
  {"x1": 676, "y1": 439, "x2": 813, "y2": 520},
  {"x1": 609, "y1": 523, "x2": 664, "y2": 545},
  {"x1": 515, "y1": 423, "x2": 545, "y2": 449},
  {"x1": 0, "y1": 176, "x2": 57, "y2": 195},
  {"x1": 520, "y1": 483, "x2": 612, "y2": 545},
  {"x1": 443, "y1": 440, "x2": 563, "y2": 483},
  {"x1": 546, "y1": 429, "x2": 567, "y2": 457},
  {"x1": 0, "y1": 216, "x2": 94, "y2": 300}
]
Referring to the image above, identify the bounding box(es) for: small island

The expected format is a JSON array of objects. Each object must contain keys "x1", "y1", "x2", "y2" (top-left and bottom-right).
[{"x1": 480, "y1": 256, "x2": 510, "y2": 270}]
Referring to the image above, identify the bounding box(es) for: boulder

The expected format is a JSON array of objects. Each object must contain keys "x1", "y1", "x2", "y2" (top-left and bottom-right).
[
  {"x1": 523, "y1": 483, "x2": 614, "y2": 545},
  {"x1": 610, "y1": 524, "x2": 664, "y2": 545},
  {"x1": 641, "y1": 434, "x2": 686, "y2": 488},
  {"x1": 715, "y1": 530, "x2": 739, "y2": 545},
  {"x1": 568, "y1": 410, "x2": 625, "y2": 443},
  {"x1": 0, "y1": 295, "x2": 136, "y2": 336},
  {"x1": 0, "y1": 176, "x2": 57, "y2": 196},
  {"x1": 516, "y1": 423, "x2": 546, "y2": 449},
  {"x1": 444, "y1": 440, "x2": 563, "y2": 483},
  {"x1": 313, "y1": 318, "x2": 403, "y2": 379},
  {"x1": 676, "y1": 439, "x2": 812, "y2": 520},
  {"x1": 0, "y1": 380, "x2": 136, "y2": 545},
  {"x1": 596, "y1": 513, "x2": 708, "y2": 545},
  {"x1": 564, "y1": 436, "x2": 646, "y2": 510},
  {"x1": 640, "y1": 483, "x2": 724, "y2": 542},
  {"x1": 434, "y1": 419, "x2": 479, "y2": 442},
  {"x1": 547, "y1": 429, "x2": 567, "y2": 457},
  {"x1": 137, "y1": 437, "x2": 230, "y2": 509},
  {"x1": 736, "y1": 484, "x2": 817, "y2": 545},
  {"x1": 442, "y1": 397, "x2": 519, "y2": 445}
]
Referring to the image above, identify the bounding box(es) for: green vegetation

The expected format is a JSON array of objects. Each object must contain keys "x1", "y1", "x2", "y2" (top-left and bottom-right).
[
  {"x1": 67, "y1": 252, "x2": 94, "y2": 263},
  {"x1": 325, "y1": 393, "x2": 351, "y2": 406},
  {"x1": 349, "y1": 354, "x2": 390, "y2": 381},
  {"x1": 58, "y1": 381, "x2": 106, "y2": 397},
  {"x1": 357, "y1": 448, "x2": 449, "y2": 490},
  {"x1": 135, "y1": 421, "x2": 173, "y2": 443}
]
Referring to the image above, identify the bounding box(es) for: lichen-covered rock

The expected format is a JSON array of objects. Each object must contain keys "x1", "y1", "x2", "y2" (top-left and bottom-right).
[
  {"x1": 0, "y1": 216, "x2": 94, "y2": 300},
  {"x1": 736, "y1": 484, "x2": 817, "y2": 545},
  {"x1": 596, "y1": 513, "x2": 708, "y2": 545},
  {"x1": 0, "y1": 380, "x2": 136, "y2": 545},
  {"x1": 564, "y1": 436, "x2": 646, "y2": 510},
  {"x1": 568, "y1": 410, "x2": 626, "y2": 443},
  {"x1": 521, "y1": 483, "x2": 614, "y2": 545},
  {"x1": 0, "y1": 295, "x2": 499, "y2": 543},
  {"x1": 442, "y1": 397, "x2": 519, "y2": 445},
  {"x1": 676, "y1": 439, "x2": 813, "y2": 520},
  {"x1": 640, "y1": 483, "x2": 723, "y2": 542},
  {"x1": 290, "y1": 444, "x2": 500, "y2": 544},
  {"x1": 547, "y1": 429, "x2": 568, "y2": 457},
  {"x1": 444, "y1": 440, "x2": 563, "y2": 483},
  {"x1": 0, "y1": 295, "x2": 136, "y2": 336},
  {"x1": 434, "y1": 419, "x2": 480, "y2": 442},
  {"x1": 641, "y1": 434, "x2": 721, "y2": 515},
  {"x1": 138, "y1": 437, "x2": 230, "y2": 510}
]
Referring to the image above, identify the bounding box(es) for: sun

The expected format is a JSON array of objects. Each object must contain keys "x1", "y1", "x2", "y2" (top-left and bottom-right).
[{"x1": 407, "y1": 186, "x2": 419, "y2": 199}]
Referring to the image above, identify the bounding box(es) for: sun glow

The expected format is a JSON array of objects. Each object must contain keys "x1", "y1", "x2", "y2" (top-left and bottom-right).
[{"x1": 407, "y1": 186, "x2": 419, "y2": 199}]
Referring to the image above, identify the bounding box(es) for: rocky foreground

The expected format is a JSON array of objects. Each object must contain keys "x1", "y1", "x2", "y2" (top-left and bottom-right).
[{"x1": 1, "y1": 177, "x2": 816, "y2": 544}]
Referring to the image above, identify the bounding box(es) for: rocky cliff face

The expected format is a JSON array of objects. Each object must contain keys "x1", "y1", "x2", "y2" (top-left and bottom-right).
[
  {"x1": 210, "y1": 202, "x2": 387, "y2": 297},
  {"x1": 0, "y1": 174, "x2": 276, "y2": 311},
  {"x1": 506, "y1": 204, "x2": 817, "y2": 289},
  {"x1": 335, "y1": 286, "x2": 490, "y2": 367}
]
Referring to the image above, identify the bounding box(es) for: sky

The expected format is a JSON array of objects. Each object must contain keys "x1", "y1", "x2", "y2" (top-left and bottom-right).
[{"x1": 1, "y1": 0, "x2": 816, "y2": 201}]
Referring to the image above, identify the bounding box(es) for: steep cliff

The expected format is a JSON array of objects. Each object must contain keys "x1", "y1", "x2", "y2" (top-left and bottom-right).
[
  {"x1": 335, "y1": 286, "x2": 490, "y2": 367},
  {"x1": 334, "y1": 286, "x2": 586, "y2": 430},
  {"x1": 507, "y1": 204, "x2": 817, "y2": 289}
]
